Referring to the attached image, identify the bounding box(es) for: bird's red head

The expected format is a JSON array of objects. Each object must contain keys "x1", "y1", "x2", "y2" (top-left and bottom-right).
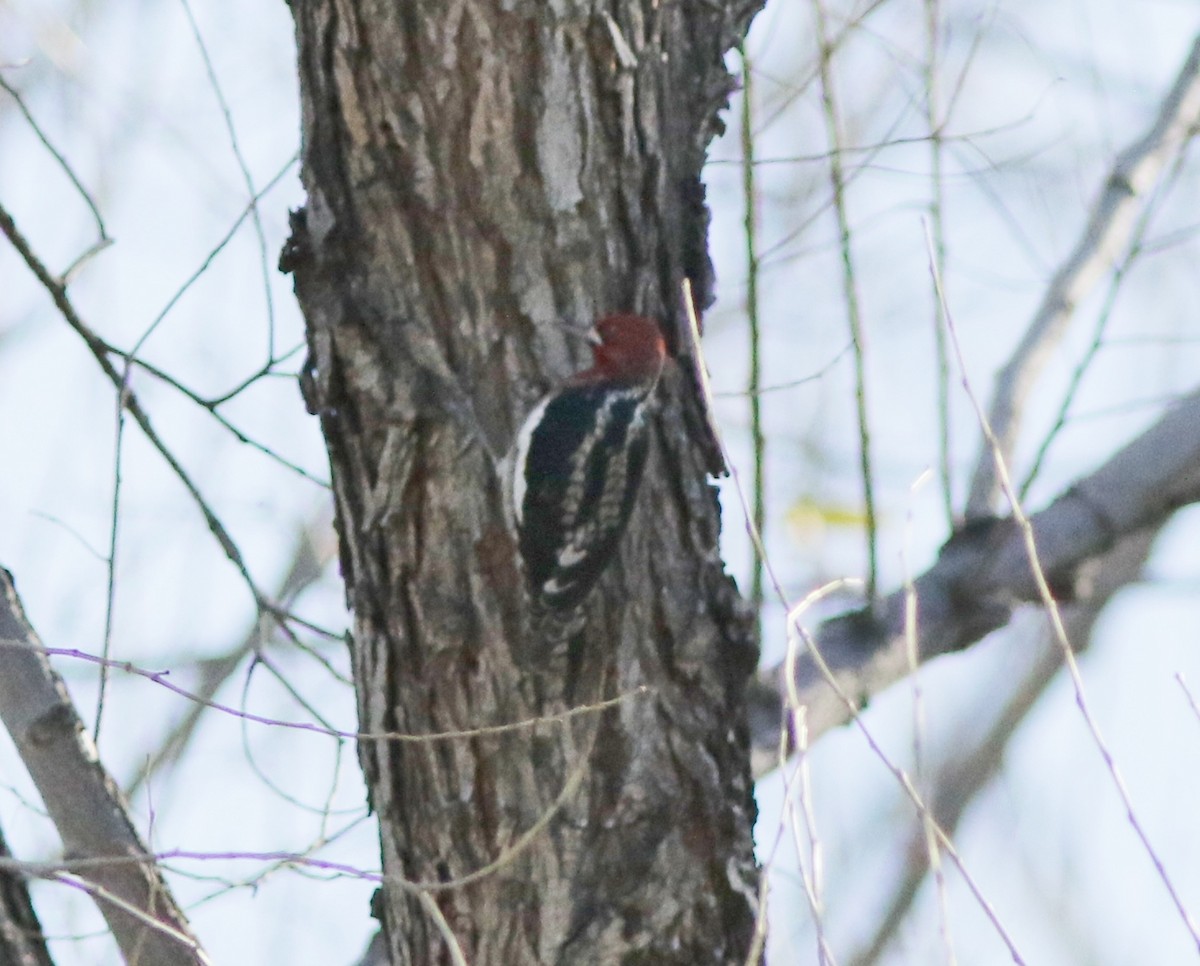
[{"x1": 584, "y1": 313, "x2": 666, "y2": 387}]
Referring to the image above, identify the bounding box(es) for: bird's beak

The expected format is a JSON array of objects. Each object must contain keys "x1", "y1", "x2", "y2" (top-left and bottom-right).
[{"x1": 551, "y1": 319, "x2": 599, "y2": 345}]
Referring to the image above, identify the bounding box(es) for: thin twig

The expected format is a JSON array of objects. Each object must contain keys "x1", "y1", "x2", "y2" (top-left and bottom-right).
[
  {"x1": 50, "y1": 872, "x2": 209, "y2": 960},
  {"x1": 0, "y1": 200, "x2": 292, "y2": 635},
  {"x1": 902, "y1": 469, "x2": 957, "y2": 965},
  {"x1": 1018, "y1": 152, "x2": 1186, "y2": 500},
  {"x1": 0, "y1": 73, "x2": 108, "y2": 245},
  {"x1": 683, "y1": 282, "x2": 791, "y2": 608},
  {"x1": 3, "y1": 638, "x2": 647, "y2": 745},
  {"x1": 706, "y1": 119, "x2": 1031, "y2": 167},
  {"x1": 416, "y1": 891, "x2": 469, "y2": 966},
  {"x1": 383, "y1": 713, "x2": 604, "y2": 895},
  {"x1": 743, "y1": 732, "x2": 781, "y2": 966},
  {"x1": 926, "y1": 220, "x2": 1200, "y2": 952},
  {"x1": 178, "y1": 0, "x2": 277, "y2": 357},
  {"x1": 94, "y1": 369, "x2": 129, "y2": 743},
  {"x1": 1178, "y1": 675, "x2": 1200, "y2": 726},
  {"x1": 811, "y1": 0, "x2": 879, "y2": 601},
  {"x1": 234, "y1": 656, "x2": 355, "y2": 819},
  {"x1": 128, "y1": 153, "x2": 297, "y2": 360},
  {"x1": 923, "y1": 0, "x2": 955, "y2": 527},
  {"x1": 781, "y1": 583, "x2": 851, "y2": 966},
  {"x1": 714, "y1": 343, "x2": 850, "y2": 398},
  {"x1": 738, "y1": 43, "x2": 768, "y2": 623},
  {"x1": 966, "y1": 32, "x2": 1200, "y2": 516},
  {"x1": 786, "y1": 709, "x2": 835, "y2": 966},
  {"x1": 100, "y1": 344, "x2": 322, "y2": 489}
]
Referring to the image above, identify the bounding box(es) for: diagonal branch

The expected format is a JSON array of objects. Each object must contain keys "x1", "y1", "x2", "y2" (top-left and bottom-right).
[
  {"x1": 750, "y1": 384, "x2": 1200, "y2": 756},
  {"x1": 848, "y1": 526, "x2": 1158, "y2": 966},
  {"x1": 966, "y1": 32, "x2": 1200, "y2": 517},
  {"x1": 0, "y1": 570, "x2": 210, "y2": 965},
  {"x1": 125, "y1": 514, "x2": 334, "y2": 799},
  {"x1": 0, "y1": 200, "x2": 296, "y2": 632}
]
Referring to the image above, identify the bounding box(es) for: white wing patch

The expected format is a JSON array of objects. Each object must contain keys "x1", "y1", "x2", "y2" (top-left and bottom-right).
[
  {"x1": 510, "y1": 394, "x2": 551, "y2": 525},
  {"x1": 557, "y1": 541, "x2": 589, "y2": 567}
]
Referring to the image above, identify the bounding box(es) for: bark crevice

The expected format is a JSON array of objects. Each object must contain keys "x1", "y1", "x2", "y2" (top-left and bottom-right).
[{"x1": 288, "y1": 2, "x2": 765, "y2": 962}]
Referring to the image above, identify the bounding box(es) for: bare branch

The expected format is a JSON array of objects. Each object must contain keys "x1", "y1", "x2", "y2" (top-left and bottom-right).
[
  {"x1": 125, "y1": 514, "x2": 335, "y2": 799},
  {"x1": 0, "y1": 74, "x2": 109, "y2": 249},
  {"x1": 0, "y1": 570, "x2": 210, "y2": 965},
  {"x1": 0, "y1": 822, "x2": 53, "y2": 966},
  {"x1": 849, "y1": 527, "x2": 1158, "y2": 966},
  {"x1": 0, "y1": 200, "x2": 293, "y2": 631},
  {"x1": 812, "y1": 0, "x2": 879, "y2": 598},
  {"x1": 737, "y1": 44, "x2": 768, "y2": 621},
  {"x1": 753, "y1": 384, "x2": 1200, "y2": 752},
  {"x1": 966, "y1": 32, "x2": 1200, "y2": 517}
]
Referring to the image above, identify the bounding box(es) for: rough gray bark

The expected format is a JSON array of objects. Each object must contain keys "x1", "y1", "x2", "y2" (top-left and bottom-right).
[
  {"x1": 0, "y1": 571, "x2": 209, "y2": 966},
  {"x1": 285, "y1": 2, "x2": 763, "y2": 963},
  {"x1": 0, "y1": 825, "x2": 53, "y2": 966}
]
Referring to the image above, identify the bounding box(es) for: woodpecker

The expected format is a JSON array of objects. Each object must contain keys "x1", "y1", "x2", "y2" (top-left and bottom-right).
[{"x1": 511, "y1": 313, "x2": 667, "y2": 614}]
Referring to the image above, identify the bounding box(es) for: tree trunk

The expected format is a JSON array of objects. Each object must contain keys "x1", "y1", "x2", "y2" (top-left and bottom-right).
[{"x1": 285, "y1": 2, "x2": 763, "y2": 962}]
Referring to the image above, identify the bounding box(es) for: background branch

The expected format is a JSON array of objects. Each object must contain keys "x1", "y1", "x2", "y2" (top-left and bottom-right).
[
  {"x1": 125, "y1": 514, "x2": 334, "y2": 799},
  {"x1": 848, "y1": 527, "x2": 1158, "y2": 964},
  {"x1": 966, "y1": 32, "x2": 1200, "y2": 517},
  {"x1": 751, "y1": 385, "x2": 1200, "y2": 757},
  {"x1": 0, "y1": 822, "x2": 53, "y2": 966},
  {"x1": 0, "y1": 570, "x2": 209, "y2": 965}
]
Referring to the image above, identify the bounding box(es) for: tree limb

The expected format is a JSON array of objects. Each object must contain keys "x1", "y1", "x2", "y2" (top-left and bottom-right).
[
  {"x1": 966, "y1": 31, "x2": 1200, "y2": 516},
  {"x1": 848, "y1": 526, "x2": 1158, "y2": 965},
  {"x1": 0, "y1": 570, "x2": 210, "y2": 965},
  {"x1": 751, "y1": 385, "x2": 1200, "y2": 760}
]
